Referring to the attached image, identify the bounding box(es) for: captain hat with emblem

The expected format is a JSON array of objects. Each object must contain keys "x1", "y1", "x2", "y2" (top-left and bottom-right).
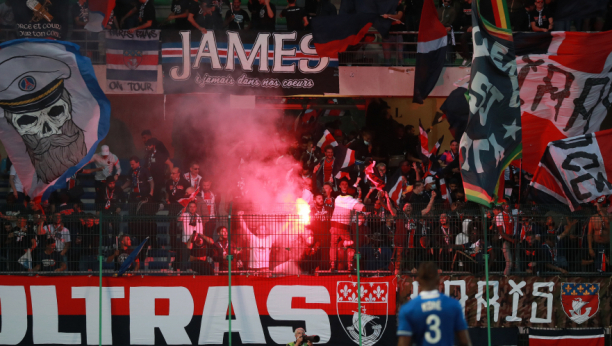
[{"x1": 0, "y1": 56, "x2": 71, "y2": 114}]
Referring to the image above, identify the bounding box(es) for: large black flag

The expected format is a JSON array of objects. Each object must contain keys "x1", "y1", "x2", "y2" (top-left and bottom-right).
[{"x1": 459, "y1": 0, "x2": 522, "y2": 206}]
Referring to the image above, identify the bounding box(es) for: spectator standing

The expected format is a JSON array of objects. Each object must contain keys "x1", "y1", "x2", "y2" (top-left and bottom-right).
[
  {"x1": 144, "y1": 138, "x2": 171, "y2": 203},
  {"x1": 124, "y1": 0, "x2": 157, "y2": 33},
  {"x1": 9, "y1": 164, "x2": 25, "y2": 203},
  {"x1": 310, "y1": 193, "x2": 332, "y2": 271},
  {"x1": 167, "y1": 0, "x2": 191, "y2": 29},
  {"x1": 39, "y1": 213, "x2": 71, "y2": 263},
  {"x1": 123, "y1": 156, "x2": 154, "y2": 204},
  {"x1": 439, "y1": 140, "x2": 459, "y2": 166},
  {"x1": 184, "y1": 163, "x2": 204, "y2": 195},
  {"x1": 455, "y1": 0, "x2": 473, "y2": 65},
  {"x1": 72, "y1": 0, "x2": 89, "y2": 28},
  {"x1": 588, "y1": 198, "x2": 610, "y2": 273},
  {"x1": 83, "y1": 145, "x2": 121, "y2": 198},
  {"x1": 250, "y1": 0, "x2": 276, "y2": 31},
  {"x1": 304, "y1": 0, "x2": 336, "y2": 29},
  {"x1": 530, "y1": 0, "x2": 553, "y2": 32},
  {"x1": 225, "y1": 0, "x2": 251, "y2": 30},
  {"x1": 329, "y1": 179, "x2": 366, "y2": 271},
  {"x1": 438, "y1": 0, "x2": 456, "y2": 30},
  {"x1": 96, "y1": 176, "x2": 126, "y2": 214},
  {"x1": 32, "y1": 239, "x2": 67, "y2": 272},
  {"x1": 381, "y1": 0, "x2": 405, "y2": 65},
  {"x1": 4, "y1": 217, "x2": 36, "y2": 271},
  {"x1": 212, "y1": 226, "x2": 238, "y2": 271},
  {"x1": 237, "y1": 210, "x2": 283, "y2": 271},
  {"x1": 404, "y1": 0, "x2": 423, "y2": 31},
  {"x1": 493, "y1": 205, "x2": 515, "y2": 275},
  {"x1": 280, "y1": 0, "x2": 308, "y2": 31},
  {"x1": 165, "y1": 167, "x2": 191, "y2": 214},
  {"x1": 188, "y1": 0, "x2": 212, "y2": 33},
  {"x1": 179, "y1": 202, "x2": 213, "y2": 271},
  {"x1": 314, "y1": 145, "x2": 336, "y2": 191}
]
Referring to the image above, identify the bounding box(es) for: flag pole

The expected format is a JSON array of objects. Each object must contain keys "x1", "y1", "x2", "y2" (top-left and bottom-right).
[
  {"x1": 99, "y1": 213, "x2": 103, "y2": 346},
  {"x1": 227, "y1": 202, "x2": 233, "y2": 346},
  {"x1": 482, "y1": 207, "x2": 491, "y2": 346}
]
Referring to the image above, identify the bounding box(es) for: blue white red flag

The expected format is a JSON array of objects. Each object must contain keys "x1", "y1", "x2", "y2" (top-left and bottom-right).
[
  {"x1": 105, "y1": 30, "x2": 159, "y2": 93},
  {"x1": 0, "y1": 39, "x2": 110, "y2": 201},
  {"x1": 384, "y1": 168, "x2": 404, "y2": 206},
  {"x1": 316, "y1": 129, "x2": 339, "y2": 152}
]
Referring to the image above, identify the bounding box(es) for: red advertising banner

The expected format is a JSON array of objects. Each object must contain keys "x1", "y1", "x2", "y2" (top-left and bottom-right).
[{"x1": 0, "y1": 275, "x2": 396, "y2": 346}]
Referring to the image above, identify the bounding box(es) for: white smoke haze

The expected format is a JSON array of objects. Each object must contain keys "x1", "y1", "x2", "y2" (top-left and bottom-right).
[{"x1": 173, "y1": 93, "x2": 305, "y2": 214}]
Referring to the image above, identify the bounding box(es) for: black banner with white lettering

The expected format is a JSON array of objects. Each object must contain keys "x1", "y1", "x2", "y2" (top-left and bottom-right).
[
  {"x1": 161, "y1": 30, "x2": 339, "y2": 95},
  {"x1": 12, "y1": 0, "x2": 69, "y2": 40}
]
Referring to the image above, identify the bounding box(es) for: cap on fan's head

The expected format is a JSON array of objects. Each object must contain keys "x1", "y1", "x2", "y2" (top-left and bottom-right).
[
  {"x1": 0, "y1": 56, "x2": 71, "y2": 114},
  {"x1": 424, "y1": 176, "x2": 435, "y2": 186},
  {"x1": 100, "y1": 145, "x2": 110, "y2": 156}
]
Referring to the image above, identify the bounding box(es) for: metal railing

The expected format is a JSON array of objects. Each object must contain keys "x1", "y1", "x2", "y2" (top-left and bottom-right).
[{"x1": 1, "y1": 202, "x2": 610, "y2": 277}]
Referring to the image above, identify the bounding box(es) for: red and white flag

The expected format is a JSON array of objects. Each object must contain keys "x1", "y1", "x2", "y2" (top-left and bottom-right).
[
  {"x1": 316, "y1": 129, "x2": 339, "y2": 152},
  {"x1": 178, "y1": 187, "x2": 201, "y2": 207},
  {"x1": 419, "y1": 119, "x2": 429, "y2": 157},
  {"x1": 530, "y1": 129, "x2": 612, "y2": 210},
  {"x1": 516, "y1": 31, "x2": 612, "y2": 174},
  {"x1": 529, "y1": 328, "x2": 604, "y2": 346}
]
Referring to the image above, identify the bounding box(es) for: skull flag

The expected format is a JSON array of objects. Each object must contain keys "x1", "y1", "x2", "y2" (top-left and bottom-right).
[{"x1": 0, "y1": 39, "x2": 110, "y2": 200}]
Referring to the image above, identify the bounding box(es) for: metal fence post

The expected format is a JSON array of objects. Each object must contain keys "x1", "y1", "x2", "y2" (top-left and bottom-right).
[
  {"x1": 482, "y1": 207, "x2": 491, "y2": 346},
  {"x1": 227, "y1": 203, "x2": 233, "y2": 346},
  {"x1": 355, "y1": 211, "x2": 362, "y2": 346},
  {"x1": 99, "y1": 212, "x2": 103, "y2": 346}
]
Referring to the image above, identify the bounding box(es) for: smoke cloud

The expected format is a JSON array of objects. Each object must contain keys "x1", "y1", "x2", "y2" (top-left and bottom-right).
[{"x1": 171, "y1": 94, "x2": 304, "y2": 214}]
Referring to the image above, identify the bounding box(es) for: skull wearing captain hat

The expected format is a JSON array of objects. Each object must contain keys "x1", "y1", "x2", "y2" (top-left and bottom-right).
[
  {"x1": 0, "y1": 56, "x2": 71, "y2": 114},
  {"x1": 0, "y1": 55, "x2": 87, "y2": 185}
]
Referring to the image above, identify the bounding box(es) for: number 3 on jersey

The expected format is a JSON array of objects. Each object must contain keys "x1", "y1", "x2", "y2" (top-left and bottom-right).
[{"x1": 425, "y1": 315, "x2": 441, "y2": 344}]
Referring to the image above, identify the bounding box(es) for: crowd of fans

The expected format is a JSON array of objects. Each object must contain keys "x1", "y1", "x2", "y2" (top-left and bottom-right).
[{"x1": 0, "y1": 98, "x2": 610, "y2": 276}]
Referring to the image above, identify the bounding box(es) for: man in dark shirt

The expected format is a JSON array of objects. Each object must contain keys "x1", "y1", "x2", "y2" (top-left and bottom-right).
[
  {"x1": 167, "y1": 0, "x2": 191, "y2": 29},
  {"x1": 107, "y1": 234, "x2": 140, "y2": 271},
  {"x1": 122, "y1": 156, "x2": 154, "y2": 203},
  {"x1": 4, "y1": 217, "x2": 36, "y2": 272},
  {"x1": 250, "y1": 0, "x2": 276, "y2": 31},
  {"x1": 530, "y1": 0, "x2": 553, "y2": 32},
  {"x1": 72, "y1": 0, "x2": 89, "y2": 29},
  {"x1": 188, "y1": 0, "x2": 210, "y2": 33},
  {"x1": 304, "y1": 0, "x2": 336, "y2": 28},
  {"x1": 71, "y1": 216, "x2": 100, "y2": 271},
  {"x1": 166, "y1": 167, "x2": 191, "y2": 215},
  {"x1": 280, "y1": 0, "x2": 308, "y2": 31},
  {"x1": 96, "y1": 176, "x2": 126, "y2": 214},
  {"x1": 225, "y1": 0, "x2": 250, "y2": 30},
  {"x1": 32, "y1": 239, "x2": 66, "y2": 272},
  {"x1": 124, "y1": 0, "x2": 157, "y2": 33},
  {"x1": 144, "y1": 139, "x2": 170, "y2": 203}
]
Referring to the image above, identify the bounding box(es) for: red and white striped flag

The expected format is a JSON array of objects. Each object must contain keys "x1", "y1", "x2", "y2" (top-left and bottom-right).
[
  {"x1": 316, "y1": 130, "x2": 339, "y2": 152},
  {"x1": 419, "y1": 119, "x2": 429, "y2": 157},
  {"x1": 178, "y1": 187, "x2": 200, "y2": 207}
]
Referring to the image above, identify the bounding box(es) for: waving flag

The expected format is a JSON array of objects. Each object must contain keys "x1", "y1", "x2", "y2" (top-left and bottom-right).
[
  {"x1": 419, "y1": 119, "x2": 429, "y2": 156},
  {"x1": 384, "y1": 168, "x2": 405, "y2": 205},
  {"x1": 85, "y1": 0, "x2": 116, "y2": 32},
  {"x1": 116, "y1": 237, "x2": 148, "y2": 276},
  {"x1": 514, "y1": 30, "x2": 612, "y2": 174},
  {"x1": 431, "y1": 111, "x2": 447, "y2": 128},
  {"x1": 316, "y1": 129, "x2": 339, "y2": 152},
  {"x1": 440, "y1": 87, "x2": 469, "y2": 141},
  {"x1": 530, "y1": 129, "x2": 612, "y2": 211},
  {"x1": 178, "y1": 187, "x2": 201, "y2": 207},
  {"x1": 333, "y1": 145, "x2": 356, "y2": 180},
  {"x1": 364, "y1": 160, "x2": 386, "y2": 190},
  {"x1": 426, "y1": 135, "x2": 444, "y2": 176},
  {"x1": 0, "y1": 39, "x2": 110, "y2": 201},
  {"x1": 312, "y1": 0, "x2": 397, "y2": 58},
  {"x1": 413, "y1": 0, "x2": 448, "y2": 104},
  {"x1": 459, "y1": 0, "x2": 522, "y2": 206}
]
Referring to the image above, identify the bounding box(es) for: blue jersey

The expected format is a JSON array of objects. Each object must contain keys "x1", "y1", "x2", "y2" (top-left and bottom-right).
[{"x1": 397, "y1": 290, "x2": 467, "y2": 346}]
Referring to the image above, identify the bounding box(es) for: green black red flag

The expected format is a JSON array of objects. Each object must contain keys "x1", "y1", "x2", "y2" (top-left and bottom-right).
[{"x1": 459, "y1": 0, "x2": 522, "y2": 206}]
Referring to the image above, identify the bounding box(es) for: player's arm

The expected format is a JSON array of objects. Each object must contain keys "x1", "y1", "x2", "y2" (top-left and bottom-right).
[
  {"x1": 455, "y1": 330, "x2": 472, "y2": 346},
  {"x1": 397, "y1": 336, "x2": 411, "y2": 346}
]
